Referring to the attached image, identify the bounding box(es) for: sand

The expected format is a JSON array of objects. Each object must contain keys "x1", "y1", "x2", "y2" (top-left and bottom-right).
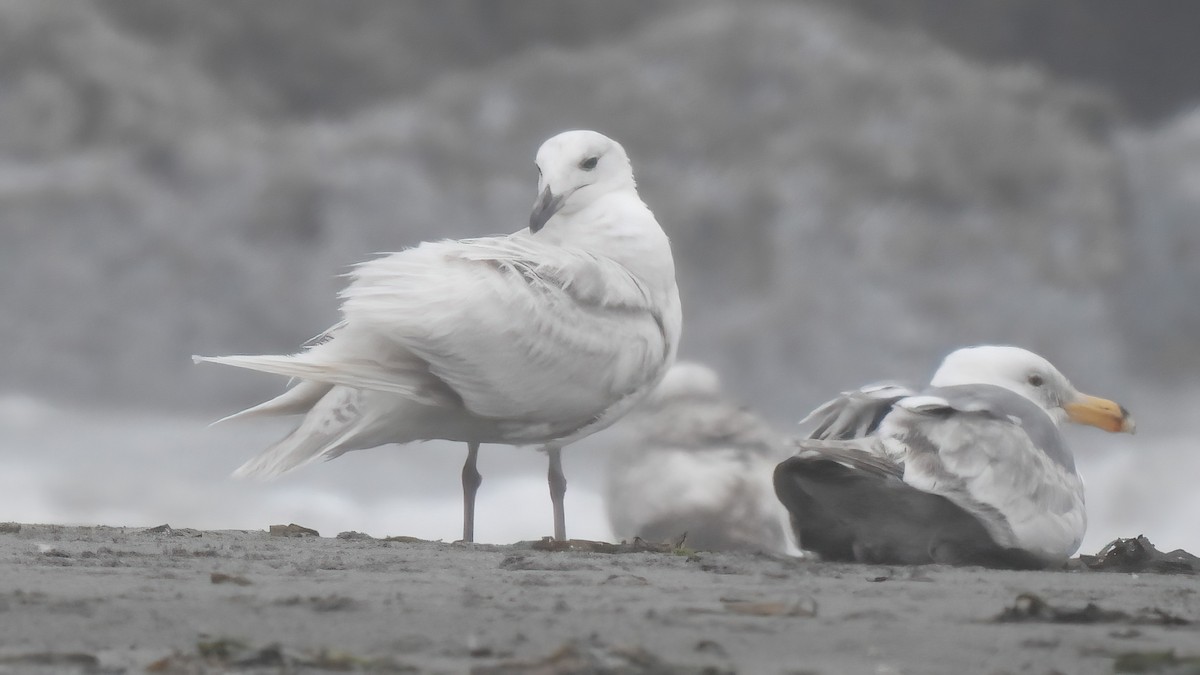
[{"x1": 0, "y1": 523, "x2": 1196, "y2": 674}]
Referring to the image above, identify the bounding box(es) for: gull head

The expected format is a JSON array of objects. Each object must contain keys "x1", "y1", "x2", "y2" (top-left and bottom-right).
[
  {"x1": 930, "y1": 345, "x2": 1135, "y2": 434},
  {"x1": 530, "y1": 130, "x2": 636, "y2": 233}
]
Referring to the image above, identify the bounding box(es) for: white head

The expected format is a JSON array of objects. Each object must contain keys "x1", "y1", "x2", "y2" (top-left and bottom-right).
[
  {"x1": 930, "y1": 345, "x2": 1134, "y2": 433},
  {"x1": 530, "y1": 130, "x2": 637, "y2": 233}
]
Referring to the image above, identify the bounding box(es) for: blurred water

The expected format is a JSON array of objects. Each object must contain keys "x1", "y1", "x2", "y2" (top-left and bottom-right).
[
  {"x1": 1073, "y1": 429, "x2": 1198, "y2": 556},
  {"x1": 0, "y1": 394, "x2": 616, "y2": 543},
  {"x1": 1, "y1": 392, "x2": 1191, "y2": 555}
]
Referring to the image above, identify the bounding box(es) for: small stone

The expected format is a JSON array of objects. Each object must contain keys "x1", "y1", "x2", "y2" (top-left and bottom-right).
[
  {"x1": 210, "y1": 572, "x2": 252, "y2": 586},
  {"x1": 269, "y1": 524, "x2": 319, "y2": 538}
]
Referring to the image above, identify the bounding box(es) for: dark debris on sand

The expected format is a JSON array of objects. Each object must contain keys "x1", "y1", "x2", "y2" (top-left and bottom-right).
[
  {"x1": 1112, "y1": 649, "x2": 1200, "y2": 674},
  {"x1": 0, "y1": 652, "x2": 99, "y2": 669},
  {"x1": 472, "y1": 639, "x2": 733, "y2": 675},
  {"x1": 1070, "y1": 536, "x2": 1200, "y2": 575},
  {"x1": 268, "y1": 523, "x2": 320, "y2": 538},
  {"x1": 994, "y1": 593, "x2": 1191, "y2": 626},
  {"x1": 526, "y1": 536, "x2": 685, "y2": 554},
  {"x1": 145, "y1": 637, "x2": 417, "y2": 673},
  {"x1": 210, "y1": 572, "x2": 252, "y2": 586},
  {"x1": 138, "y1": 524, "x2": 204, "y2": 537}
]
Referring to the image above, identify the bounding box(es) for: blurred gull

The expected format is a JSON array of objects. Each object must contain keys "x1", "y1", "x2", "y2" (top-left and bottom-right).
[
  {"x1": 775, "y1": 345, "x2": 1135, "y2": 568},
  {"x1": 606, "y1": 362, "x2": 794, "y2": 553},
  {"x1": 195, "y1": 130, "x2": 681, "y2": 542}
]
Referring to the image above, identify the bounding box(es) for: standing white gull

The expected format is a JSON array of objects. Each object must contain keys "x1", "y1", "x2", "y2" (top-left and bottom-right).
[
  {"x1": 195, "y1": 130, "x2": 681, "y2": 543},
  {"x1": 605, "y1": 362, "x2": 794, "y2": 553},
  {"x1": 775, "y1": 346, "x2": 1134, "y2": 568}
]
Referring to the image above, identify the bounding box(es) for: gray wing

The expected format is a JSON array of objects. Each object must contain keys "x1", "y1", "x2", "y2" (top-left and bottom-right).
[
  {"x1": 881, "y1": 384, "x2": 1086, "y2": 563},
  {"x1": 790, "y1": 380, "x2": 916, "y2": 480},
  {"x1": 801, "y1": 382, "x2": 919, "y2": 440},
  {"x1": 919, "y1": 384, "x2": 1075, "y2": 471}
]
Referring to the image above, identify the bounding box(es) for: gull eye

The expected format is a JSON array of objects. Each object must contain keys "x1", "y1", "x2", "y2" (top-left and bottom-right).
[
  {"x1": 1027, "y1": 374, "x2": 1044, "y2": 387},
  {"x1": 535, "y1": 164, "x2": 542, "y2": 177},
  {"x1": 579, "y1": 156, "x2": 599, "y2": 171}
]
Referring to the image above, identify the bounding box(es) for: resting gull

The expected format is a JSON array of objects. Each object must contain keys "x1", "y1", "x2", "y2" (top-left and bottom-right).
[
  {"x1": 774, "y1": 345, "x2": 1134, "y2": 568},
  {"x1": 605, "y1": 362, "x2": 793, "y2": 553},
  {"x1": 195, "y1": 130, "x2": 681, "y2": 543}
]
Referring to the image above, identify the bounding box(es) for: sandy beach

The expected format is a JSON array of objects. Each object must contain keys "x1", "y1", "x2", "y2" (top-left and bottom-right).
[{"x1": 0, "y1": 524, "x2": 1196, "y2": 674}]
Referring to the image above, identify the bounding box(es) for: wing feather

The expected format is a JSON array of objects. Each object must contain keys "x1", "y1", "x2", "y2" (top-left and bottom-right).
[
  {"x1": 338, "y1": 235, "x2": 672, "y2": 426},
  {"x1": 786, "y1": 437, "x2": 905, "y2": 479},
  {"x1": 882, "y1": 389, "x2": 1086, "y2": 562},
  {"x1": 801, "y1": 382, "x2": 917, "y2": 440}
]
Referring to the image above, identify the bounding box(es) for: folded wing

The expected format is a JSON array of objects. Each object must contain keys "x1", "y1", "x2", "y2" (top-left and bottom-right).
[
  {"x1": 883, "y1": 385, "x2": 1086, "y2": 562},
  {"x1": 802, "y1": 382, "x2": 917, "y2": 440},
  {"x1": 338, "y1": 236, "x2": 672, "y2": 431}
]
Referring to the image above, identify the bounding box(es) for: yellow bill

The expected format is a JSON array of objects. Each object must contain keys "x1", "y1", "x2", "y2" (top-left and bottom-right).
[{"x1": 1065, "y1": 394, "x2": 1136, "y2": 434}]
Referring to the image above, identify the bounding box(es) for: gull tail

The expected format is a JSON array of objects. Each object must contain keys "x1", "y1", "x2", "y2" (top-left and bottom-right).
[
  {"x1": 193, "y1": 353, "x2": 447, "y2": 405},
  {"x1": 211, "y1": 379, "x2": 332, "y2": 425},
  {"x1": 234, "y1": 386, "x2": 372, "y2": 479}
]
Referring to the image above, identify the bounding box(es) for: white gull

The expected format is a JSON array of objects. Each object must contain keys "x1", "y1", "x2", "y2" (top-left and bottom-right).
[
  {"x1": 775, "y1": 345, "x2": 1134, "y2": 568},
  {"x1": 195, "y1": 130, "x2": 681, "y2": 543}
]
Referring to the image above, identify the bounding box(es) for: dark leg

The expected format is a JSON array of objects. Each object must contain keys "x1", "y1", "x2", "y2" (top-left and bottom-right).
[
  {"x1": 546, "y1": 445, "x2": 567, "y2": 541},
  {"x1": 461, "y1": 442, "x2": 482, "y2": 543}
]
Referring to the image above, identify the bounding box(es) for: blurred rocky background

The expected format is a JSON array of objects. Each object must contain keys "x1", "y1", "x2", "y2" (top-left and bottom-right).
[{"x1": 2, "y1": 0, "x2": 1196, "y2": 548}]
